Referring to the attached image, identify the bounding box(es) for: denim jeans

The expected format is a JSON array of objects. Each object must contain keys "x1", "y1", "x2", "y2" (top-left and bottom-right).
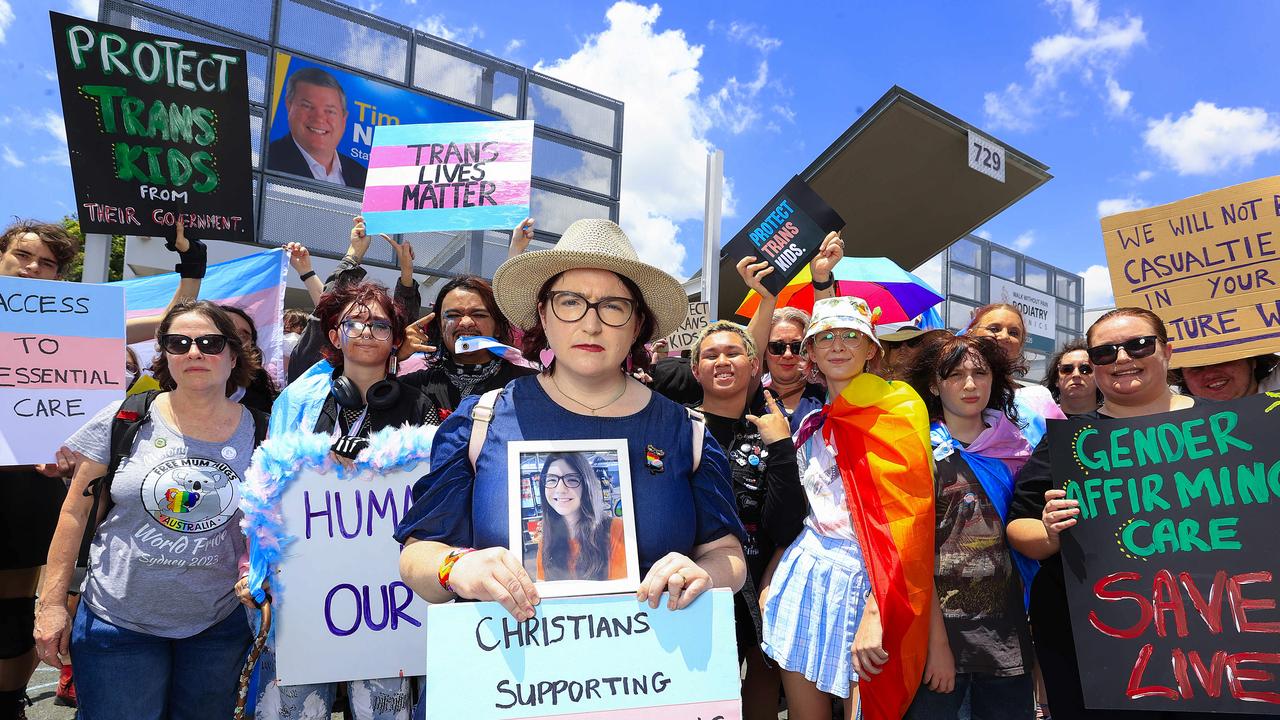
[
  {"x1": 905, "y1": 672, "x2": 1034, "y2": 720},
  {"x1": 71, "y1": 603, "x2": 252, "y2": 720}
]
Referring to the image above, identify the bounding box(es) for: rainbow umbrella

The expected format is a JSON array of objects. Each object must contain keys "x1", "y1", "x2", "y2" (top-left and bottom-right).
[{"x1": 735, "y1": 257, "x2": 944, "y2": 323}]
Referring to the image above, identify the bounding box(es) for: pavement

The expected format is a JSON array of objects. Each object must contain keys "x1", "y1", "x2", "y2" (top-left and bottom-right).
[{"x1": 22, "y1": 666, "x2": 74, "y2": 720}]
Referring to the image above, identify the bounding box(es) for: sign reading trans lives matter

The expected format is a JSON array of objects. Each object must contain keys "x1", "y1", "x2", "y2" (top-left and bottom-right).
[
  {"x1": 425, "y1": 590, "x2": 741, "y2": 719},
  {"x1": 1049, "y1": 394, "x2": 1280, "y2": 715},
  {"x1": 361, "y1": 120, "x2": 534, "y2": 235},
  {"x1": 0, "y1": 276, "x2": 125, "y2": 465},
  {"x1": 1100, "y1": 175, "x2": 1280, "y2": 368},
  {"x1": 722, "y1": 176, "x2": 845, "y2": 296}
]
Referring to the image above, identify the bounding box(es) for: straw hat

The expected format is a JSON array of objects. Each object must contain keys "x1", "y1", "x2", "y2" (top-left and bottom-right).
[
  {"x1": 876, "y1": 318, "x2": 927, "y2": 342},
  {"x1": 492, "y1": 219, "x2": 689, "y2": 341},
  {"x1": 804, "y1": 296, "x2": 882, "y2": 349}
]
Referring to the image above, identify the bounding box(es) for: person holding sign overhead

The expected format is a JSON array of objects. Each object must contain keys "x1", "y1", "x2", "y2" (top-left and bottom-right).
[{"x1": 395, "y1": 218, "x2": 745, "y2": 623}]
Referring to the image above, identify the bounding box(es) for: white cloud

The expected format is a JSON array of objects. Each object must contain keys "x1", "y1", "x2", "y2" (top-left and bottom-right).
[
  {"x1": 67, "y1": 0, "x2": 98, "y2": 20},
  {"x1": 29, "y1": 110, "x2": 67, "y2": 145},
  {"x1": 415, "y1": 14, "x2": 482, "y2": 45},
  {"x1": 1096, "y1": 195, "x2": 1147, "y2": 218},
  {"x1": 1134, "y1": 169, "x2": 1154, "y2": 182},
  {"x1": 1079, "y1": 264, "x2": 1115, "y2": 308},
  {"x1": 1104, "y1": 76, "x2": 1131, "y2": 114},
  {"x1": 1143, "y1": 101, "x2": 1280, "y2": 175},
  {"x1": 1012, "y1": 231, "x2": 1035, "y2": 252},
  {"x1": 0, "y1": 0, "x2": 13, "y2": 44},
  {"x1": 706, "y1": 60, "x2": 769, "y2": 135},
  {"x1": 1055, "y1": 0, "x2": 1099, "y2": 30},
  {"x1": 35, "y1": 151, "x2": 70, "y2": 167},
  {"x1": 726, "y1": 21, "x2": 781, "y2": 53},
  {"x1": 974, "y1": 229, "x2": 993, "y2": 240},
  {"x1": 503, "y1": 39, "x2": 524, "y2": 56},
  {"x1": 2, "y1": 144, "x2": 24, "y2": 168},
  {"x1": 533, "y1": 2, "x2": 743, "y2": 278}
]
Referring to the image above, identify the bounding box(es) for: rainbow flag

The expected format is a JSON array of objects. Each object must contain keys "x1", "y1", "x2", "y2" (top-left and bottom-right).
[
  {"x1": 113, "y1": 249, "x2": 289, "y2": 385},
  {"x1": 822, "y1": 372, "x2": 935, "y2": 720}
]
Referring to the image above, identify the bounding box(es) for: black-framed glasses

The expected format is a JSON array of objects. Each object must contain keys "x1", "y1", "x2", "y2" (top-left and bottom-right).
[
  {"x1": 767, "y1": 340, "x2": 803, "y2": 356},
  {"x1": 340, "y1": 318, "x2": 393, "y2": 341},
  {"x1": 548, "y1": 291, "x2": 635, "y2": 327},
  {"x1": 543, "y1": 473, "x2": 582, "y2": 489},
  {"x1": 1087, "y1": 335, "x2": 1158, "y2": 366},
  {"x1": 813, "y1": 330, "x2": 863, "y2": 350},
  {"x1": 1058, "y1": 363, "x2": 1093, "y2": 376},
  {"x1": 160, "y1": 334, "x2": 228, "y2": 355}
]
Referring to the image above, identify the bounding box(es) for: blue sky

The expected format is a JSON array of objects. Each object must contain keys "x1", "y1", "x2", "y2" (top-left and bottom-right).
[{"x1": 3, "y1": 0, "x2": 1279, "y2": 308}]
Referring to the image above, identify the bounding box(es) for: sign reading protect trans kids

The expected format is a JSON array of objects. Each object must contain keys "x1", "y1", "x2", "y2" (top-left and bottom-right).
[
  {"x1": 722, "y1": 176, "x2": 845, "y2": 296},
  {"x1": 50, "y1": 12, "x2": 254, "y2": 240}
]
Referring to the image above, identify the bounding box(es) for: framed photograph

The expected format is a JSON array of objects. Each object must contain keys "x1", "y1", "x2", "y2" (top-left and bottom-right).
[{"x1": 507, "y1": 439, "x2": 640, "y2": 597}]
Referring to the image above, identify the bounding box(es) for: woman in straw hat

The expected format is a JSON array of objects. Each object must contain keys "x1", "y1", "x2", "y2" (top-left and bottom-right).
[{"x1": 394, "y1": 219, "x2": 746, "y2": 622}]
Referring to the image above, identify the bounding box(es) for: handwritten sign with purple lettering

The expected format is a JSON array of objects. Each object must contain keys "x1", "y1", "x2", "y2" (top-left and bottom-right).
[
  {"x1": 361, "y1": 120, "x2": 533, "y2": 235},
  {"x1": 242, "y1": 426, "x2": 435, "y2": 685},
  {"x1": 0, "y1": 275, "x2": 125, "y2": 466}
]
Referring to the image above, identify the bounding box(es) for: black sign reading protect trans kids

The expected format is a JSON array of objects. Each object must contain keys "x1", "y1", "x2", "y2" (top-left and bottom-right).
[
  {"x1": 50, "y1": 12, "x2": 254, "y2": 240},
  {"x1": 1050, "y1": 393, "x2": 1280, "y2": 715},
  {"x1": 723, "y1": 176, "x2": 844, "y2": 296}
]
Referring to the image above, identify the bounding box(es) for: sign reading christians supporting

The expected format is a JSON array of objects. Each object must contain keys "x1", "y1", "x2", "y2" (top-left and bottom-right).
[
  {"x1": 361, "y1": 120, "x2": 534, "y2": 235},
  {"x1": 0, "y1": 276, "x2": 125, "y2": 466},
  {"x1": 1049, "y1": 394, "x2": 1280, "y2": 714},
  {"x1": 426, "y1": 590, "x2": 741, "y2": 719},
  {"x1": 1100, "y1": 175, "x2": 1280, "y2": 368},
  {"x1": 50, "y1": 12, "x2": 254, "y2": 240},
  {"x1": 722, "y1": 176, "x2": 845, "y2": 296}
]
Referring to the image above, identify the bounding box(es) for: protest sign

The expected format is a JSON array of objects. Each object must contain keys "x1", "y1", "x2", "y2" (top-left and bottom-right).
[
  {"x1": 665, "y1": 302, "x2": 710, "y2": 352},
  {"x1": 1050, "y1": 394, "x2": 1280, "y2": 714},
  {"x1": 361, "y1": 120, "x2": 534, "y2": 235},
  {"x1": 722, "y1": 176, "x2": 845, "y2": 296},
  {"x1": 266, "y1": 52, "x2": 489, "y2": 190},
  {"x1": 0, "y1": 276, "x2": 124, "y2": 465},
  {"x1": 425, "y1": 590, "x2": 741, "y2": 719},
  {"x1": 989, "y1": 277, "x2": 1056, "y2": 353},
  {"x1": 241, "y1": 425, "x2": 436, "y2": 686},
  {"x1": 50, "y1": 12, "x2": 254, "y2": 240},
  {"x1": 1100, "y1": 175, "x2": 1280, "y2": 368}
]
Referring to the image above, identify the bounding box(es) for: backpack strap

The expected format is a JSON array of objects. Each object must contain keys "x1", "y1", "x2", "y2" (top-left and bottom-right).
[
  {"x1": 686, "y1": 407, "x2": 705, "y2": 473},
  {"x1": 78, "y1": 390, "x2": 160, "y2": 568},
  {"x1": 468, "y1": 389, "x2": 504, "y2": 470}
]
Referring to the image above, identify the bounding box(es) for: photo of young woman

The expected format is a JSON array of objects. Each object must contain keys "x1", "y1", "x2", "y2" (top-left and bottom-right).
[{"x1": 534, "y1": 452, "x2": 627, "y2": 582}]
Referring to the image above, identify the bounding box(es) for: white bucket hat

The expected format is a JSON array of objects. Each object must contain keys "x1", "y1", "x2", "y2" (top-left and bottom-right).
[
  {"x1": 492, "y1": 219, "x2": 689, "y2": 341},
  {"x1": 804, "y1": 296, "x2": 882, "y2": 349}
]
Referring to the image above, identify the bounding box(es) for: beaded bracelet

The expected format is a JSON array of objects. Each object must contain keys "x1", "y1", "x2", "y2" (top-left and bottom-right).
[{"x1": 437, "y1": 547, "x2": 476, "y2": 594}]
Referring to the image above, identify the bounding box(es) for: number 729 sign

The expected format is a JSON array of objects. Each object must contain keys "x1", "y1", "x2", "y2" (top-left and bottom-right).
[{"x1": 968, "y1": 130, "x2": 1006, "y2": 183}]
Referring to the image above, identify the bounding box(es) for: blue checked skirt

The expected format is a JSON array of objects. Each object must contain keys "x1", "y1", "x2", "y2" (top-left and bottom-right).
[{"x1": 760, "y1": 525, "x2": 870, "y2": 699}]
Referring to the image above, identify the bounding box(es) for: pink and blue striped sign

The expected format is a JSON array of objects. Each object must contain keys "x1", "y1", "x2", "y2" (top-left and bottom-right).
[{"x1": 361, "y1": 120, "x2": 534, "y2": 235}]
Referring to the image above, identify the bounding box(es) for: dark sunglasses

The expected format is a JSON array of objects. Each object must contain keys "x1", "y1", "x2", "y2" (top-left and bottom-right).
[
  {"x1": 160, "y1": 334, "x2": 228, "y2": 355},
  {"x1": 767, "y1": 340, "x2": 803, "y2": 356},
  {"x1": 1058, "y1": 363, "x2": 1093, "y2": 376},
  {"x1": 1086, "y1": 335, "x2": 1158, "y2": 366}
]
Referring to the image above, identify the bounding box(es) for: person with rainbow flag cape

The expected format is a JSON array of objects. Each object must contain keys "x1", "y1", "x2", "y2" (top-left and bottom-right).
[{"x1": 759, "y1": 296, "x2": 935, "y2": 720}]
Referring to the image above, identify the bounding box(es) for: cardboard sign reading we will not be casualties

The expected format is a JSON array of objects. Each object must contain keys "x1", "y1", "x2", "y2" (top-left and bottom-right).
[
  {"x1": 1050, "y1": 394, "x2": 1280, "y2": 715},
  {"x1": 426, "y1": 590, "x2": 741, "y2": 720},
  {"x1": 723, "y1": 176, "x2": 845, "y2": 296},
  {"x1": 361, "y1": 120, "x2": 534, "y2": 235},
  {"x1": 1100, "y1": 175, "x2": 1280, "y2": 368},
  {"x1": 50, "y1": 12, "x2": 254, "y2": 240},
  {"x1": 0, "y1": 276, "x2": 125, "y2": 466}
]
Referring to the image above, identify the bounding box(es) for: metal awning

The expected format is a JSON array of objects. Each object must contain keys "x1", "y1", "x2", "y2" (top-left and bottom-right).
[{"x1": 715, "y1": 85, "x2": 1051, "y2": 320}]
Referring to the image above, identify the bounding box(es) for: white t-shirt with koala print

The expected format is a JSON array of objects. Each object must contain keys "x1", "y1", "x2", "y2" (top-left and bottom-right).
[{"x1": 66, "y1": 399, "x2": 254, "y2": 638}]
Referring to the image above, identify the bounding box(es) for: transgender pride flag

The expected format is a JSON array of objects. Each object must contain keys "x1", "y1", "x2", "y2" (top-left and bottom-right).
[
  {"x1": 114, "y1": 249, "x2": 289, "y2": 385},
  {"x1": 361, "y1": 120, "x2": 533, "y2": 235}
]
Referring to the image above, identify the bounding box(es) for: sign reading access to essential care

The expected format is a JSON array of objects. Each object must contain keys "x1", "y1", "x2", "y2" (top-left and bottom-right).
[
  {"x1": 273, "y1": 466, "x2": 429, "y2": 685},
  {"x1": 425, "y1": 590, "x2": 741, "y2": 719},
  {"x1": 0, "y1": 276, "x2": 125, "y2": 466},
  {"x1": 722, "y1": 176, "x2": 845, "y2": 296},
  {"x1": 360, "y1": 120, "x2": 534, "y2": 235},
  {"x1": 989, "y1": 276, "x2": 1056, "y2": 353},
  {"x1": 266, "y1": 52, "x2": 490, "y2": 190},
  {"x1": 665, "y1": 302, "x2": 710, "y2": 352},
  {"x1": 1050, "y1": 394, "x2": 1280, "y2": 715},
  {"x1": 50, "y1": 12, "x2": 254, "y2": 240},
  {"x1": 1100, "y1": 175, "x2": 1280, "y2": 368}
]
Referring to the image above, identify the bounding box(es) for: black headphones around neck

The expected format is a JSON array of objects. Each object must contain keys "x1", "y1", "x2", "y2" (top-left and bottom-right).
[{"x1": 331, "y1": 373, "x2": 402, "y2": 411}]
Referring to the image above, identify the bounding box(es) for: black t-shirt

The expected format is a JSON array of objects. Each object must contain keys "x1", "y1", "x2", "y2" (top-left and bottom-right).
[
  {"x1": 650, "y1": 357, "x2": 702, "y2": 406},
  {"x1": 934, "y1": 453, "x2": 1034, "y2": 676}
]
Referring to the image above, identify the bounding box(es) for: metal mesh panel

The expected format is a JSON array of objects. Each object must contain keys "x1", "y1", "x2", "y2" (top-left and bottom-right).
[
  {"x1": 479, "y1": 231, "x2": 552, "y2": 279},
  {"x1": 412, "y1": 39, "x2": 521, "y2": 117},
  {"x1": 259, "y1": 179, "x2": 361, "y2": 255},
  {"x1": 249, "y1": 109, "x2": 264, "y2": 168},
  {"x1": 125, "y1": 0, "x2": 272, "y2": 40},
  {"x1": 397, "y1": 230, "x2": 474, "y2": 275},
  {"x1": 532, "y1": 134, "x2": 615, "y2": 198},
  {"x1": 102, "y1": 1, "x2": 271, "y2": 105},
  {"x1": 530, "y1": 186, "x2": 612, "y2": 237},
  {"x1": 278, "y1": 0, "x2": 409, "y2": 83},
  {"x1": 526, "y1": 76, "x2": 619, "y2": 149}
]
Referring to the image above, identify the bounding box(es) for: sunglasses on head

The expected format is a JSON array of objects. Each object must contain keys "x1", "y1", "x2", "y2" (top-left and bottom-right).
[
  {"x1": 1086, "y1": 335, "x2": 1158, "y2": 365},
  {"x1": 1058, "y1": 362, "x2": 1093, "y2": 376},
  {"x1": 160, "y1": 334, "x2": 228, "y2": 355},
  {"x1": 767, "y1": 340, "x2": 803, "y2": 356}
]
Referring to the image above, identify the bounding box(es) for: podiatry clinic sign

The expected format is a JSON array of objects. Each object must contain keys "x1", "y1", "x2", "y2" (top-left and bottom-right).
[
  {"x1": 1100, "y1": 175, "x2": 1280, "y2": 368},
  {"x1": 1050, "y1": 394, "x2": 1280, "y2": 714},
  {"x1": 50, "y1": 12, "x2": 254, "y2": 240}
]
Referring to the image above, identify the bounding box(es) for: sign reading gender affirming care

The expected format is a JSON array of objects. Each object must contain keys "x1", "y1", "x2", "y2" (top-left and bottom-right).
[
  {"x1": 361, "y1": 120, "x2": 534, "y2": 235},
  {"x1": 425, "y1": 590, "x2": 741, "y2": 719},
  {"x1": 0, "y1": 276, "x2": 125, "y2": 465}
]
